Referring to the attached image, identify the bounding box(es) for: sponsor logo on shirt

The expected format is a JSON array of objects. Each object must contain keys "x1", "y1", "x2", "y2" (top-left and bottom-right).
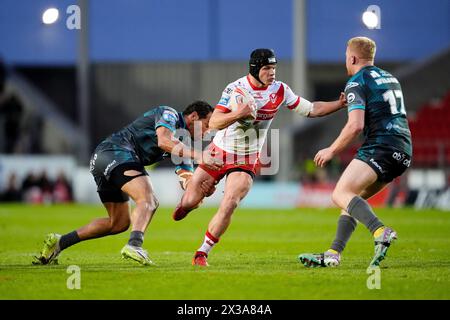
[
  {"x1": 162, "y1": 111, "x2": 177, "y2": 126},
  {"x1": 347, "y1": 93, "x2": 356, "y2": 103},
  {"x1": 219, "y1": 96, "x2": 230, "y2": 106},
  {"x1": 253, "y1": 92, "x2": 263, "y2": 99}
]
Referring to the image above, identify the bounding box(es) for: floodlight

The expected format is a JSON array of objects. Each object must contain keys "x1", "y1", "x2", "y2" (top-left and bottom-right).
[{"x1": 42, "y1": 8, "x2": 59, "y2": 25}]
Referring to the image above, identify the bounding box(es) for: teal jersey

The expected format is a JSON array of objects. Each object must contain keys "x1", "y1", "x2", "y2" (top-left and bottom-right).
[
  {"x1": 103, "y1": 106, "x2": 192, "y2": 171},
  {"x1": 344, "y1": 66, "x2": 412, "y2": 156}
]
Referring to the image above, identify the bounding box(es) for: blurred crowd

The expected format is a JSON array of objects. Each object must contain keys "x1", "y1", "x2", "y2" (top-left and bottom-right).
[
  {"x1": 0, "y1": 171, "x2": 73, "y2": 203},
  {"x1": 0, "y1": 58, "x2": 44, "y2": 155}
]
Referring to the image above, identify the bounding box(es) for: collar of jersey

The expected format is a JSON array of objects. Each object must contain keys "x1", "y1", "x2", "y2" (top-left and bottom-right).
[
  {"x1": 350, "y1": 65, "x2": 374, "y2": 82},
  {"x1": 246, "y1": 75, "x2": 269, "y2": 91}
]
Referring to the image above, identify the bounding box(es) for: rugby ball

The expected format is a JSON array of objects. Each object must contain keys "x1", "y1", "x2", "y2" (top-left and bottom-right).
[{"x1": 229, "y1": 86, "x2": 257, "y2": 124}]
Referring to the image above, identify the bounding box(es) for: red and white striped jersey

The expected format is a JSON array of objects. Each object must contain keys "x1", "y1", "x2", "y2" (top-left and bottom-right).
[{"x1": 213, "y1": 75, "x2": 310, "y2": 155}]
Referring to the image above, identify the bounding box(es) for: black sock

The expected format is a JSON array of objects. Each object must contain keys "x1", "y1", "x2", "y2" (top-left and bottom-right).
[
  {"x1": 347, "y1": 196, "x2": 384, "y2": 234},
  {"x1": 128, "y1": 231, "x2": 144, "y2": 247},
  {"x1": 59, "y1": 231, "x2": 81, "y2": 250},
  {"x1": 330, "y1": 215, "x2": 357, "y2": 252}
]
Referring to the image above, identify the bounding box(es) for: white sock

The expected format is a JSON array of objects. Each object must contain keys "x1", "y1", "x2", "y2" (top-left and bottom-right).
[{"x1": 197, "y1": 231, "x2": 219, "y2": 256}]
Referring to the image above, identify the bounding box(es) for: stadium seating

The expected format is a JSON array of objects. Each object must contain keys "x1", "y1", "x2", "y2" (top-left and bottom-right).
[{"x1": 408, "y1": 91, "x2": 450, "y2": 167}]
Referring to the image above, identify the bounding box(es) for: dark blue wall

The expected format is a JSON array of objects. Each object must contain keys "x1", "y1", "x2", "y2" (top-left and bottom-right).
[{"x1": 1, "y1": 0, "x2": 449, "y2": 64}]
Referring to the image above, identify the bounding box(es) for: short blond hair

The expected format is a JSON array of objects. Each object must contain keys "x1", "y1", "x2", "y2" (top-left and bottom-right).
[{"x1": 347, "y1": 37, "x2": 376, "y2": 61}]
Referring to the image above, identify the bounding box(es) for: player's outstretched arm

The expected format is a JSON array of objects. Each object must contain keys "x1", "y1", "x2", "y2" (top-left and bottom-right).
[
  {"x1": 314, "y1": 109, "x2": 364, "y2": 167},
  {"x1": 329, "y1": 108, "x2": 364, "y2": 153},
  {"x1": 308, "y1": 92, "x2": 347, "y2": 118},
  {"x1": 156, "y1": 127, "x2": 222, "y2": 170},
  {"x1": 156, "y1": 126, "x2": 201, "y2": 160}
]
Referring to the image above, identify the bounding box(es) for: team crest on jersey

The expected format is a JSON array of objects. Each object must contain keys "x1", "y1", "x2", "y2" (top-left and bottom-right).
[{"x1": 269, "y1": 93, "x2": 277, "y2": 103}]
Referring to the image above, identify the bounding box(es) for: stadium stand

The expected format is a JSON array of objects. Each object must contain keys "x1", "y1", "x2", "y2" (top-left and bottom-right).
[{"x1": 408, "y1": 91, "x2": 450, "y2": 167}]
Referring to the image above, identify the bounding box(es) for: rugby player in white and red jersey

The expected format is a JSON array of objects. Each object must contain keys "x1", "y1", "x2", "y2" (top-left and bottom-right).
[{"x1": 172, "y1": 48, "x2": 347, "y2": 266}]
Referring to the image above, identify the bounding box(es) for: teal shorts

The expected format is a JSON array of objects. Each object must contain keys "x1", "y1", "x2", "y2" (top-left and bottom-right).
[
  {"x1": 89, "y1": 141, "x2": 147, "y2": 202},
  {"x1": 355, "y1": 145, "x2": 412, "y2": 183}
]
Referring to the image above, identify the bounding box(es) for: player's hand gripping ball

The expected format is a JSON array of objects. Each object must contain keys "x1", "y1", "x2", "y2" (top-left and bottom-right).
[{"x1": 229, "y1": 86, "x2": 257, "y2": 125}]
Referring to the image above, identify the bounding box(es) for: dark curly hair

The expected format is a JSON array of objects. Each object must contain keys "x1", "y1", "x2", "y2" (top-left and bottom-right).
[{"x1": 183, "y1": 100, "x2": 213, "y2": 119}]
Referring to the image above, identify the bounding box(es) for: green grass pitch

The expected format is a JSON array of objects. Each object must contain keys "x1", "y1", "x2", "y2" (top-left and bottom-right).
[{"x1": 0, "y1": 204, "x2": 449, "y2": 299}]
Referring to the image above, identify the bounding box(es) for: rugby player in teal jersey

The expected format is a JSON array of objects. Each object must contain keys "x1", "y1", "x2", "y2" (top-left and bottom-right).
[
  {"x1": 33, "y1": 101, "x2": 221, "y2": 266},
  {"x1": 299, "y1": 37, "x2": 412, "y2": 268}
]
